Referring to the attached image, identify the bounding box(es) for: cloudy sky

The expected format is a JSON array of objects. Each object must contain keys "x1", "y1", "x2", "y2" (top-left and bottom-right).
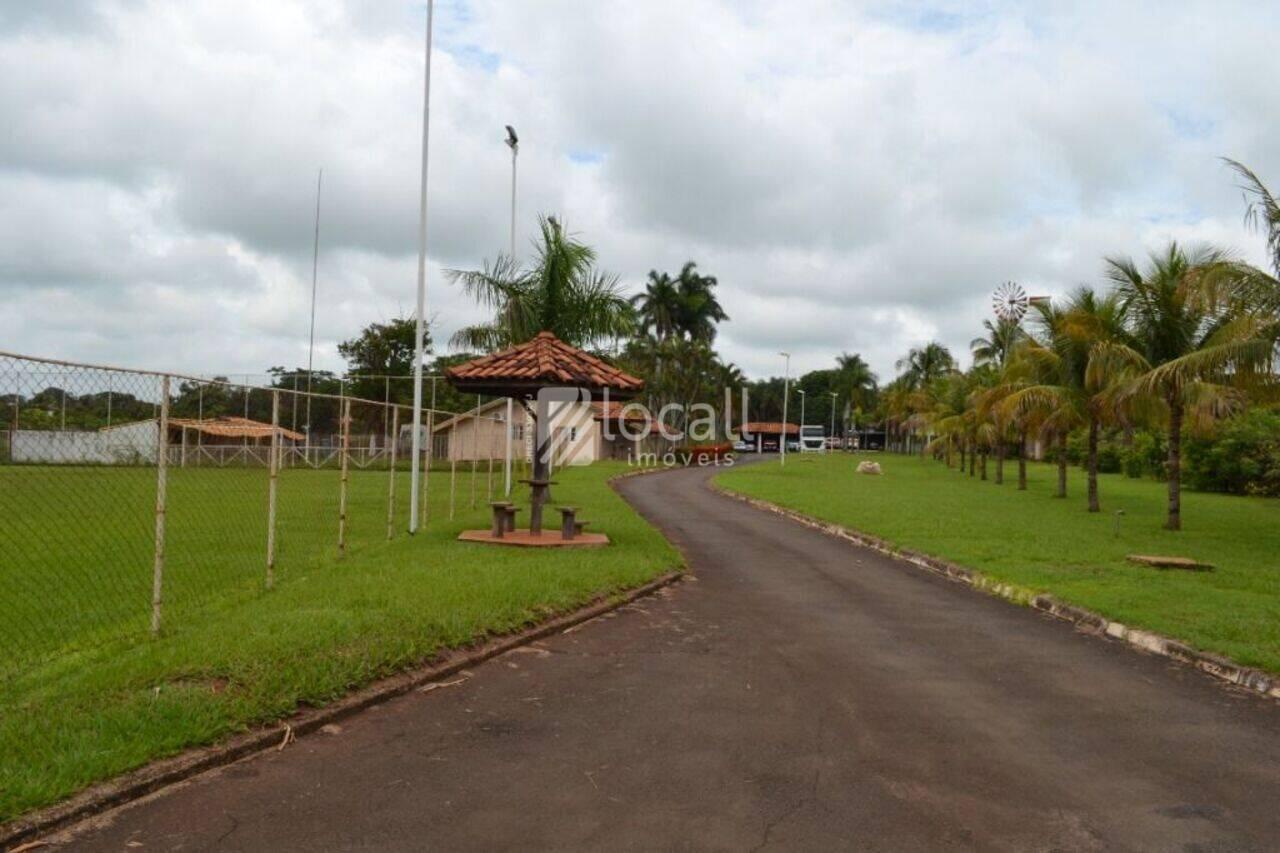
[{"x1": 2, "y1": 0, "x2": 1277, "y2": 383}]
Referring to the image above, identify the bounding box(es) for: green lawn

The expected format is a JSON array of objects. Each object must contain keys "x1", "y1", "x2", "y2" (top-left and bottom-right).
[
  {"x1": 0, "y1": 462, "x2": 678, "y2": 821},
  {"x1": 717, "y1": 453, "x2": 1280, "y2": 675}
]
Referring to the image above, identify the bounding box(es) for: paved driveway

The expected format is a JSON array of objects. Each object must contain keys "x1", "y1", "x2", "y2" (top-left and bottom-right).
[{"x1": 59, "y1": 463, "x2": 1280, "y2": 851}]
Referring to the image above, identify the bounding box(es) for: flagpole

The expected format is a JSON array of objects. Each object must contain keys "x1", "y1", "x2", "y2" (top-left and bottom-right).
[{"x1": 409, "y1": 0, "x2": 434, "y2": 533}]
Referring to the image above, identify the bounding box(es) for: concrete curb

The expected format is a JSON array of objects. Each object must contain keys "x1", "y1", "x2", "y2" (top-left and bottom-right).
[
  {"x1": 1, "y1": 570, "x2": 684, "y2": 850},
  {"x1": 709, "y1": 480, "x2": 1280, "y2": 704}
]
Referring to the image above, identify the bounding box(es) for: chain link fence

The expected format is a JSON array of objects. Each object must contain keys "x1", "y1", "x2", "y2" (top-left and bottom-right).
[{"x1": 0, "y1": 351, "x2": 518, "y2": 678}]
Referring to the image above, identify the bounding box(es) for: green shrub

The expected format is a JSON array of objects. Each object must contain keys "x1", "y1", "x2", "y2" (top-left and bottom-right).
[
  {"x1": 1096, "y1": 442, "x2": 1123, "y2": 473},
  {"x1": 1122, "y1": 431, "x2": 1164, "y2": 480},
  {"x1": 1184, "y1": 409, "x2": 1280, "y2": 496}
]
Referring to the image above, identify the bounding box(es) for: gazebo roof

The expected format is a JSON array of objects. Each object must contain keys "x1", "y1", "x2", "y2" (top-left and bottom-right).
[{"x1": 446, "y1": 332, "x2": 644, "y2": 399}]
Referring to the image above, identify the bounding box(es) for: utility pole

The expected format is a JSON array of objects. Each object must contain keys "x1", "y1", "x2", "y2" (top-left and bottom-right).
[{"x1": 409, "y1": 0, "x2": 435, "y2": 533}]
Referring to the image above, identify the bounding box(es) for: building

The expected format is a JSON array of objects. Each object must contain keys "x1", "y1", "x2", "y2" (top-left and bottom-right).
[
  {"x1": 9, "y1": 416, "x2": 303, "y2": 465},
  {"x1": 740, "y1": 421, "x2": 799, "y2": 453},
  {"x1": 430, "y1": 398, "x2": 657, "y2": 466}
]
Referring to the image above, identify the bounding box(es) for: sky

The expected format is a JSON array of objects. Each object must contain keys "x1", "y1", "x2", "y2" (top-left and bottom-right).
[{"x1": 1, "y1": 0, "x2": 1278, "y2": 384}]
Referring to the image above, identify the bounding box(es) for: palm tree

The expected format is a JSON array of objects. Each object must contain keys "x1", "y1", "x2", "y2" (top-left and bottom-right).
[
  {"x1": 674, "y1": 261, "x2": 729, "y2": 342},
  {"x1": 896, "y1": 342, "x2": 956, "y2": 390},
  {"x1": 631, "y1": 270, "x2": 681, "y2": 342},
  {"x1": 835, "y1": 352, "x2": 878, "y2": 412},
  {"x1": 1094, "y1": 242, "x2": 1270, "y2": 530},
  {"x1": 1224, "y1": 158, "x2": 1280, "y2": 277},
  {"x1": 448, "y1": 215, "x2": 634, "y2": 351},
  {"x1": 970, "y1": 318, "x2": 1025, "y2": 370},
  {"x1": 1198, "y1": 160, "x2": 1280, "y2": 341}
]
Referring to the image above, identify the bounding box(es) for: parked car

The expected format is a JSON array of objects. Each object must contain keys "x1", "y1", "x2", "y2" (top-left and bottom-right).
[{"x1": 732, "y1": 440, "x2": 754, "y2": 453}]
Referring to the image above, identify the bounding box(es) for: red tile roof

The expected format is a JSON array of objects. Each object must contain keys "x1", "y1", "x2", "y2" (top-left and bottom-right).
[
  {"x1": 742, "y1": 421, "x2": 799, "y2": 435},
  {"x1": 446, "y1": 332, "x2": 644, "y2": 398},
  {"x1": 591, "y1": 401, "x2": 650, "y2": 422},
  {"x1": 168, "y1": 416, "x2": 305, "y2": 442}
]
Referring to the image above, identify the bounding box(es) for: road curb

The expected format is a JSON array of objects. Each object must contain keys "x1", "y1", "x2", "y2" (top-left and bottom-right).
[
  {"x1": 1, "y1": 569, "x2": 684, "y2": 850},
  {"x1": 709, "y1": 480, "x2": 1280, "y2": 704}
]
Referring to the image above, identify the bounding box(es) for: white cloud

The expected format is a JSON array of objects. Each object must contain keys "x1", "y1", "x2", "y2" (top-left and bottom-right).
[{"x1": 1, "y1": 0, "x2": 1278, "y2": 383}]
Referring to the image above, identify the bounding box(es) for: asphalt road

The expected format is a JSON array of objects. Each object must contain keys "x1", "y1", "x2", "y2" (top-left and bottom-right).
[{"x1": 58, "y1": 463, "x2": 1279, "y2": 851}]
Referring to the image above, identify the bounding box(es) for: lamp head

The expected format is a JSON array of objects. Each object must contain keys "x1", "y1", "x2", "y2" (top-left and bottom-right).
[{"x1": 505, "y1": 125, "x2": 519, "y2": 149}]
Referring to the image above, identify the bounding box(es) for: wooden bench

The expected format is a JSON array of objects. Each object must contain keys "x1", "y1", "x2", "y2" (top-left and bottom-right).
[{"x1": 557, "y1": 506, "x2": 589, "y2": 540}]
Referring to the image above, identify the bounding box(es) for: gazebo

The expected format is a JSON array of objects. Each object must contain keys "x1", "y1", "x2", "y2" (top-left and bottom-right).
[{"x1": 445, "y1": 331, "x2": 644, "y2": 545}]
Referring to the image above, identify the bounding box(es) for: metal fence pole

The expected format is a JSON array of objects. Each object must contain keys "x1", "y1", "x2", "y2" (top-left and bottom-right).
[
  {"x1": 266, "y1": 390, "x2": 280, "y2": 589},
  {"x1": 470, "y1": 395, "x2": 479, "y2": 509},
  {"x1": 449, "y1": 457, "x2": 456, "y2": 520},
  {"x1": 338, "y1": 395, "x2": 350, "y2": 557},
  {"x1": 420, "y1": 376, "x2": 436, "y2": 529},
  {"x1": 387, "y1": 405, "x2": 399, "y2": 540},
  {"x1": 151, "y1": 375, "x2": 171, "y2": 636}
]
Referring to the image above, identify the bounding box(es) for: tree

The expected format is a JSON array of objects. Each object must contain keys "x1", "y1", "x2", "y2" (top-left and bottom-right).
[
  {"x1": 896, "y1": 342, "x2": 956, "y2": 390},
  {"x1": 1094, "y1": 242, "x2": 1270, "y2": 530},
  {"x1": 448, "y1": 215, "x2": 634, "y2": 351},
  {"x1": 835, "y1": 352, "x2": 878, "y2": 413},
  {"x1": 338, "y1": 317, "x2": 421, "y2": 405},
  {"x1": 1004, "y1": 288, "x2": 1128, "y2": 510},
  {"x1": 631, "y1": 271, "x2": 681, "y2": 342},
  {"x1": 674, "y1": 261, "x2": 729, "y2": 342},
  {"x1": 970, "y1": 318, "x2": 1025, "y2": 370}
]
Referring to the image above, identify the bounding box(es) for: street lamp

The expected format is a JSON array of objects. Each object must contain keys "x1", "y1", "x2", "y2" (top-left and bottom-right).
[
  {"x1": 829, "y1": 391, "x2": 838, "y2": 452},
  {"x1": 797, "y1": 389, "x2": 806, "y2": 454},
  {"x1": 503, "y1": 123, "x2": 518, "y2": 498},
  {"x1": 779, "y1": 351, "x2": 790, "y2": 466},
  {"x1": 505, "y1": 125, "x2": 518, "y2": 259}
]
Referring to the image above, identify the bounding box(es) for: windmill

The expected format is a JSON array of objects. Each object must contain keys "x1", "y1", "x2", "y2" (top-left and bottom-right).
[{"x1": 992, "y1": 281, "x2": 1050, "y2": 323}]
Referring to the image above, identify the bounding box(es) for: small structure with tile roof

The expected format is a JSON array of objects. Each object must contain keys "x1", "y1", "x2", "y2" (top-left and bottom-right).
[
  {"x1": 741, "y1": 421, "x2": 799, "y2": 453},
  {"x1": 445, "y1": 332, "x2": 644, "y2": 540}
]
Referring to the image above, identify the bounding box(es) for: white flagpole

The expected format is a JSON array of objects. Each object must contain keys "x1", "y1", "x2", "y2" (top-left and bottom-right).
[{"x1": 409, "y1": 0, "x2": 434, "y2": 533}]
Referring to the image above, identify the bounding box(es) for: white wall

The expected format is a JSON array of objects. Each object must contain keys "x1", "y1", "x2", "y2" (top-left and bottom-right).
[{"x1": 10, "y1": 419, "x2": 159, "y2": 464}]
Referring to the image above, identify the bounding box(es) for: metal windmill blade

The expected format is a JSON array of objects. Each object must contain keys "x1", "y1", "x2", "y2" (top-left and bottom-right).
[{"x1": 992, "y1": 281, "x2": 1029, "y2": 322}]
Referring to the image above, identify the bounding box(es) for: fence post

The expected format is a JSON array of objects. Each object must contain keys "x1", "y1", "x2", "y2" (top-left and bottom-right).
[
  {"x1": 421, "y1": 376, "x2": 436, "y2": 529},
  {"x1": 387, "y1": 405, "x2": 399, "y2": 540},
  {"x1": 151, "y1": 374, "x2": 171, "y2": 636},
  {"x1": 338, "y1": 396, "x2": 350, "y2": 557},
  {"x1": 266, "y1": 390, "x2": 280, "y2": 588},
  {"x1": 449, "y1": 458, "x2": 457, "y2": 520},
  {"x1": 470, "y1": 395, "x2": 480, "y2": 510}
]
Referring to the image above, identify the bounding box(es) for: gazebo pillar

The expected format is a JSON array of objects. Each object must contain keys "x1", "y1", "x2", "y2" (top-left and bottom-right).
[{"x1": 529, "y1": 393, "x2": 551, "y2": 534}]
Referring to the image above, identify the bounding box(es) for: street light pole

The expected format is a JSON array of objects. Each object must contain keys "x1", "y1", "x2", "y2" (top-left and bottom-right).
[
  {"x1": 503, "y1": 125, "x2": 518, "y2": 498},
  {"x1": 829, "y1": 391, "x2": 837, "y2": 452},
  {"x1": 798, "y1": 389, "x2": 806, "y2": 453},
  {"x1": 409, "y1": 0, "x2": 435, "y2": 534},
  {"x1": 779, "y1": 351, "x2": 790, "y2": 466}
]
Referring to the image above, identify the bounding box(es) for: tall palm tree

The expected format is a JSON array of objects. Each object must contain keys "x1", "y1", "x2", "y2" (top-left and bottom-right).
[
  {"x1": 1093, "y1": 242, "x2": 1270, "y2": 530},
  {"x1": 674, "y1": 261, "x2": 729, "y2": 342},
  {"x1": 631, "y1": 270, "x2": 682, "y2": 342},
  {"x1": 1198, "y1": 161, "x2": 1280, "y2": 343},
  {"x1": 1224, "y1": 158, "x2": 1280, "y2": 277},
  {"x1": 1003, "y1": 301, "x2": 1085, "y2": 500},
  {"x1": 835, "y1": 352, "x2": 878, "y2": 411},
  {"x1": 1064, "y1": 288, "x2": 1129, "y2": 511},
  {"x1": 970, "y1": 318, "x2": 1025, "y2": 370},
  {"x1": 896, "y1": 342, "x2": 956, "y2": 390},
  {"x1": 448, "y1": 215, "x2": 634, "y2": 351}
]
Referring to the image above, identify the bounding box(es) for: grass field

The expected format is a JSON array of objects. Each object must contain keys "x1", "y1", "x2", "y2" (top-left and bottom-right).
[
  {"x1": 0, "y1": 461, "x2": 679, "y2": 821},
  {"x1": 717, "y1": 453, "x2": 1280, "y2": 676},
  {"x1": 1, "y1": 460, "x2": 492, "y2": 670}
]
